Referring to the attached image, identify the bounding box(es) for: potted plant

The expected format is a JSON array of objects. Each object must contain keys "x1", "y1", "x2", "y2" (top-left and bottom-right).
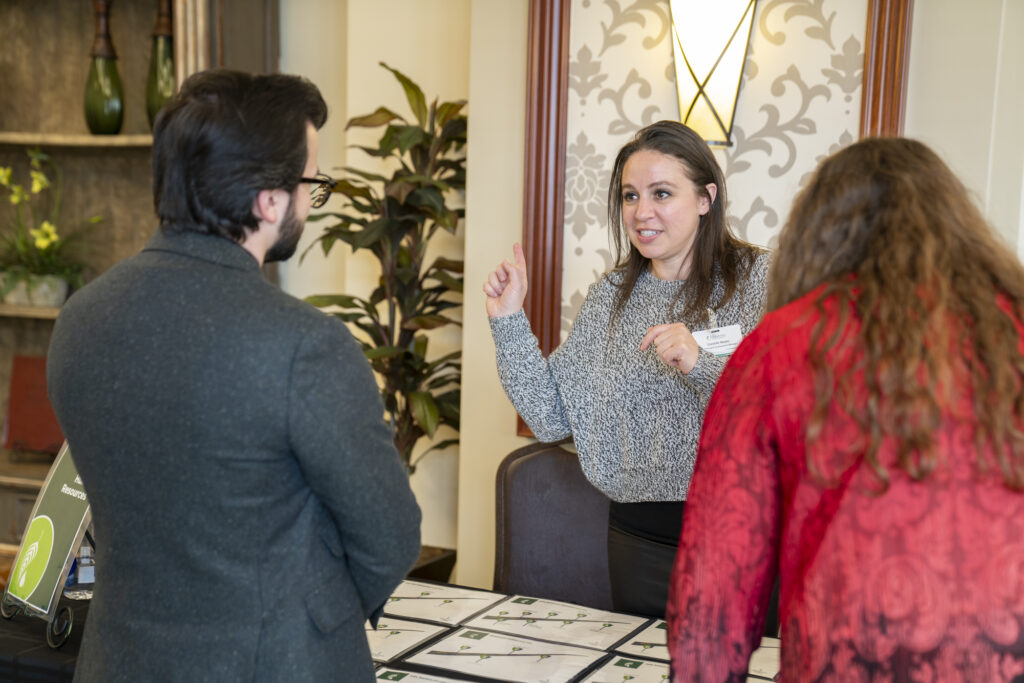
[
  {"x1": 0, "y1": 148, "x2": 99, "y2": 307},
  {"x1": 305, "y1": 63, "x2": 466, "y2": 479}
]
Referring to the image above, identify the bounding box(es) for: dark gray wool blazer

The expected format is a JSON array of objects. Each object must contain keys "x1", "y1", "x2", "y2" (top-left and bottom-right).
[{"x1": 47, "y1": 229, "x2": 421, "y2": 682}]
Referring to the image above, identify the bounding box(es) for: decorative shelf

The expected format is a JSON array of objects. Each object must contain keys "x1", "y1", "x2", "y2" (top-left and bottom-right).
[
  {"x1": 0, "y1": 131, "x2": 152, "y2": 148},
  {"x1": 0, "y1": 303, "x2": 61, "y2": 320}
]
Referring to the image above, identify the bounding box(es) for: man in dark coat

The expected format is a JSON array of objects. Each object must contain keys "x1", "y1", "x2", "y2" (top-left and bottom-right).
[{"x1": 47, "y1": 70, "x2": 421, "y2": 682}]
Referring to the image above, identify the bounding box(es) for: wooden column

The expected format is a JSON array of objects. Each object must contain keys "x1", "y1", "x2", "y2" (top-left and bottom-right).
[
  {"x1": 860, "y1": 0, "x2": 914, "y2": 137},
  {"x1": 519, "y1": 0, "x2": 571, "y2": 435}
]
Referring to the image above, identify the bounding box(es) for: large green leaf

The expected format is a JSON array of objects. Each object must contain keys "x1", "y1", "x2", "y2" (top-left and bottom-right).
[
  {"x1": 406, "y1": 187, "x2": 446, "y2": 214},
  {"x1": 344, "y1": 167, "x2": 389, "y2": 184},
  {"x1": 334, "y1": 179, "x2": 375, "y2": 202},
  {"x1": 402, "y1": 314, "x2": 459, "y2": 330},
  {"x1": 436, "y1": 100, "x2": 467, "y2": 128},
  {"x1": 304, "y1": 212, "x2": 345, "y2": 223},
  {"x1": 381, "y1": 62, "x2": 428, "y2": 127},
  {"x1": 397, "y1": 125, "x2": 428, "y2": 154},
  {"x1": 411, "y1": 438, "x2": 460, "y2": 466},
  {"x1": 426, "y1": 270, "x2": 463, "y2": 293},
  {"x1": 385, "y1": 179, "x2": 416, "y2": 205},
  {"x1": 305, "y1": 293, "x2": 363, "y2": 309},
  {"x1": 352, "y1": 218, "x2": 401, "y2": 250},
  {"x1": 440, "y1": 117, "x2": 468, "y2": 143},
  {"x1": 346, "y1": 106, "x2": 403, "y2": 129},
  {"x1": 350, "y1": 145, "x2": 392, "y2": 159},
  {"x1": 409, "y1": 391, "x2": 440, "y2": 437},
  {"x1": 430, "y1": 256, "x2": 464, "y2": 273},
  {"x1": 413, "y1": 335, "x2": 429, "y2": 359}
]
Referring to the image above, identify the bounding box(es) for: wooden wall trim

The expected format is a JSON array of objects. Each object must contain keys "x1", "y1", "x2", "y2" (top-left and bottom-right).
[
  {"x1": 519, "y1": 0, "x2": 571, "y2": 436},
  {"x1": 860, "y1": 0, "x2": 914, "y2": 137}
]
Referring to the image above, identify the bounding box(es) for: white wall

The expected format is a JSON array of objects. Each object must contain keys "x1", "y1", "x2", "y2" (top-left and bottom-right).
[
  {"x1": 904, "y1": 0, "x2": 1024, "y2": 253},
  {"x1": 278, "y1": 0, "x2": 471, "y2": 551}
]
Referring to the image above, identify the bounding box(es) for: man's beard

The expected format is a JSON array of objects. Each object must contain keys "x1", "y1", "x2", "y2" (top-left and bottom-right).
[{"x1": 265, "y1": 199, "x2": 304, "y2": 263}]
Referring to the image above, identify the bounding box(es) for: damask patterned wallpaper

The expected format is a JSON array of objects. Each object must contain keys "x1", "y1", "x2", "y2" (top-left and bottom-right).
[{"x1": 562, "y1": 0, "x2": 868, "y2": 336}]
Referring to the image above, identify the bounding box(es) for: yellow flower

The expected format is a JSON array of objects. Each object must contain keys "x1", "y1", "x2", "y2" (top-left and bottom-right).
[
  {"x1": 30, "y1": 221, "x2": 59, "y2": 250},
  {"x1": 0, "y1": 167, "x2": 11, "y2": 186},
  {"x1": 30, "y1": 170, "x2": 50, "y2": 194},
  {"x1": 9, "y1": 185, "x2": 27, "y2": 205}
]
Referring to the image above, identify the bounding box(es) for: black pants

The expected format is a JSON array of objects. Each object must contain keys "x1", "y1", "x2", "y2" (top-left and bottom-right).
[
  {"x1": 607, "y1": 500, "x2": 684, "y2": 618},
  {"x1": 607, "y1": 500, "x2": 781, "y2": 635}
]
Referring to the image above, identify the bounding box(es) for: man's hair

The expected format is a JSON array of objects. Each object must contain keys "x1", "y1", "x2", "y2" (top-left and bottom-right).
[
  {"x1": 152, "y1": 69, "x2": 328, "y2": 242},
  {"x1": 769, "y1": 137, "x2": 1024, "y2": 490}
]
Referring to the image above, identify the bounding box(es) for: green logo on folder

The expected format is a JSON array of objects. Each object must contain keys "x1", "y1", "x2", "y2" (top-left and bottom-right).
[
  {"x1": 615, "y1": 658, "x2": 643, "y2": 668},
  {"x1": 9, "y1": 515, "x2": 54, "y2": 600}
]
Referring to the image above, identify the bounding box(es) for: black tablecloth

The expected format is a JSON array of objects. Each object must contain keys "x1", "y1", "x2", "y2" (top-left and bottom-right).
[{"x1": 0, "y1": 597, "x2": 88, "y2": 682}]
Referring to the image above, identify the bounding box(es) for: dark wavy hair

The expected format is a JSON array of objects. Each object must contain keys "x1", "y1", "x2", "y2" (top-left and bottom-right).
[
  {"x1": 607, "y1": 120, "x2": 759, "y2": 325},
  {"x1": 768, "y1": 137, "x2": 1024, "y2": 489},
  {"x1": 152, "y1": 69, "x2": 328, "y2": 242}
]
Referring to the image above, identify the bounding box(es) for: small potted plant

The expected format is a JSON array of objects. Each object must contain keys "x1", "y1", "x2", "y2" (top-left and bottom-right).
[{"x1": 0, "y1": 148, "x2": 100, "y2": 307}]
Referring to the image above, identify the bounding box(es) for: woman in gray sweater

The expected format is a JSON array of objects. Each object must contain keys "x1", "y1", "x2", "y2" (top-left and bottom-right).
[{"x1": 484, "y1": 121, "x2": 770, "y2": 617}]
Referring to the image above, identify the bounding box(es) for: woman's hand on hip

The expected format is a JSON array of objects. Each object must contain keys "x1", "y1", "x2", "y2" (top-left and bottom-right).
[
  {"x1": 641, "y1": 323, "x2": 700, "y2": 374},
  {"x1": 483, "y1": 242, "x2": 529, "y2": 319}
]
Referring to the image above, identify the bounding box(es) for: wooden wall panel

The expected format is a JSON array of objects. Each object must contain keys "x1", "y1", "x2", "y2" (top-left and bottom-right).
[
  {"x1": 519, "y1": 0, "x2": 571, "y2": 436},
  {"x1": 860, "y1": 0, "x2": 914, "y2": 137}
]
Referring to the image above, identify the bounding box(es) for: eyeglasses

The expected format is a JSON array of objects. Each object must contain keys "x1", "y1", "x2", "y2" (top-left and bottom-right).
[{"x1": 299, "y1": 173, "x2": 337, "y2": 209}]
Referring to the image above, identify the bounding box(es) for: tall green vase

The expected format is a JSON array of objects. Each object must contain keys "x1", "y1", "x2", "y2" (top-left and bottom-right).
[
  {"x1": 84, "y1": 0, "x2": 124, "y2": 135},
  {"x1": 146, "y1": 0, "x2": 175, "y2": 128}
]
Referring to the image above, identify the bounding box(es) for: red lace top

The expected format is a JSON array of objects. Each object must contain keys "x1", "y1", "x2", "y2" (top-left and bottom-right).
[{"x1": 667, "y1": 287, "x2": 1024, "y2": 682}]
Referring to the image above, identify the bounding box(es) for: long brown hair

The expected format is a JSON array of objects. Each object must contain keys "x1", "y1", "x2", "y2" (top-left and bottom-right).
[
  {"x1": 607, "y1": 121, "x2": 758, "y2": 326},
  {"x1": 769, "y1": 137, "x2": 1024, "y2": 489}
]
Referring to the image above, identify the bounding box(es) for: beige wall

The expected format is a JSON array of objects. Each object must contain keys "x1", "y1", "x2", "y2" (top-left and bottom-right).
[
  {"x1": 455, "y1": 0, "x2": 532, "y2": 588},
  {"x1": 278, "y1": 0, "x2": 471, "y2": 551},
  {"x1": 904, "y1": 0, "x2": 1024, "y2": 254}
]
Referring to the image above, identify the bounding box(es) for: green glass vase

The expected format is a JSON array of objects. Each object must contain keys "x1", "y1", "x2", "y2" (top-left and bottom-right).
[
  {"x1": 146, "y1": 0, "x2": 175, "y2": 129},
  {"x1": 85, "y1": 57, "x2": 124, "y2": 135},
  {"x1": 84, "y1": 1, "x2": 124, "y2": 135}
]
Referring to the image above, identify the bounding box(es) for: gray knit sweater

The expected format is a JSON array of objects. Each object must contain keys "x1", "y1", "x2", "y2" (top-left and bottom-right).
[{"x1": 490, "y1": 250, "x2": 771, "y2": 502}]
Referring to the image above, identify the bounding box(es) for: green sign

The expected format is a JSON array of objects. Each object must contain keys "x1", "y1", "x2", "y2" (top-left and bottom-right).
[
  {"x1": 615, "y1": 658, "x2": 643, "y2": 668},
  {"x1": 4, "y1": 443, "x2": 91, "y2": 618}
]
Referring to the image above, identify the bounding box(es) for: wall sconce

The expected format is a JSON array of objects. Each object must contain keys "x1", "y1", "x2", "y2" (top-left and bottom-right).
[{"x1": 669, "y1": 0, "x2": 758, "y2": 146}]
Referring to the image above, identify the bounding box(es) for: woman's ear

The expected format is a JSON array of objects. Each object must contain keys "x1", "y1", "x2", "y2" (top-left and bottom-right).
[{"x1": 699, "y1": 183, "x2": 718, "y2": 216}]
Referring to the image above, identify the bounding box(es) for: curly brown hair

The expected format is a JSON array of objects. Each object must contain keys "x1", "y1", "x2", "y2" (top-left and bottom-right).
[{"x1": 768, "y1": 137, "x2": 1024, "y2": 489}]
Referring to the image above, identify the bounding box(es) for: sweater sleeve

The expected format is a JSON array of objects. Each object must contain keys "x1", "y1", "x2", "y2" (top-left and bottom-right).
[
  {"x1": 489, "y1": 280, "x2": 610, "y2": 443},
  {"x1": 489, "y1": 310, "x2": 572, "y2": 442},
  {"x1": 678, "y1": 250, "x2": 771, "y2": 400}
]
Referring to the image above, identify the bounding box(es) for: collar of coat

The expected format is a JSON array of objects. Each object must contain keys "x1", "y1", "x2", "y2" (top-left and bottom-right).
[{"x1": 144, "y1": 226, "x2": 261, "y2": 272}]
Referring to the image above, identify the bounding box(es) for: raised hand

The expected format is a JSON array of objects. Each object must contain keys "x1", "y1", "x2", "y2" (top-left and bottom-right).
[
  {"x1": 483, "y1": 242, "x2": 529, "y2": 319},
  {"x1": 640, "y1": 322, "x2": 700, "y2": 374}
]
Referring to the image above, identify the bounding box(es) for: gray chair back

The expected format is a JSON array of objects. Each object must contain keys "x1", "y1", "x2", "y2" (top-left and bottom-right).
[{"x1": 493, "y1": 441, "x2": 613, "y2": 610}]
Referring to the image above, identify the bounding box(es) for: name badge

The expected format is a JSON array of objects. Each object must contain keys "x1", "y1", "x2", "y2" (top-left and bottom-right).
[{"x1": 692, "y1": 324, "x2": 743, "y2": 357}]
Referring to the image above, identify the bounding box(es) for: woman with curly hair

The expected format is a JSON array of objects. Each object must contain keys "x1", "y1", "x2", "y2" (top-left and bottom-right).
[{"x1": 667, "y1": 137, "x2": 1024, "y2": 680}]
